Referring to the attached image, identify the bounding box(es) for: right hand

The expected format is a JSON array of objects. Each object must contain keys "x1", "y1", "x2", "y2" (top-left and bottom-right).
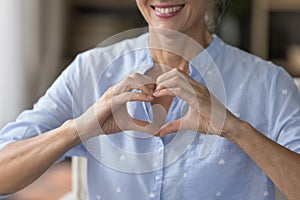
[{"x1": 74, "y1": 73, "x2": 159, "y2": 140}]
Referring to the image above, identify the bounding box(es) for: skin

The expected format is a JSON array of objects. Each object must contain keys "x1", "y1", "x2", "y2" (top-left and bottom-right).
[{"x1": 0, "y1": 0, "x2": 299, "y2": 199}]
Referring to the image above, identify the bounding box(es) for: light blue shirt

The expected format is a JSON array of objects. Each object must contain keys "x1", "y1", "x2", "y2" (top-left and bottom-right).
[{"x1": 1, "y1": 33, "x2": 300, "y2": 200}]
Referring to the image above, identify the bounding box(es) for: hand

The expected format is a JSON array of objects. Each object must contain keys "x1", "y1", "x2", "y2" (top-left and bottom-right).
[
  {"x1": 153, "y1": 68, "x2": 235, "y2": 137},
  {"x1": 74, "y1": 73, "x2": 160, "y2": 140}
]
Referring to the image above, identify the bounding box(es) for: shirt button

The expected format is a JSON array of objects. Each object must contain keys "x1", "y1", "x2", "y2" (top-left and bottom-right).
[{"x1": 154, "y1": 176, "x2": 160, "y2": 181}]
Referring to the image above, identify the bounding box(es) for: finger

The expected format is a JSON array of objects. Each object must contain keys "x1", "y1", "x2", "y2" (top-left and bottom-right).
[
  {"x1": 159, "y1": 119, "x2": 182, "y2": 136},
  {"x1": 114, "y1": 74, "x2": 156, "y2": 96},
  {"x1": 137, "y1": 82, "x2": 156, "y2": 96},
  {"x1": 153, "y1": 87, "x2": 196, "y2": 106},
  {"x1": 130, "y1": 73, "x2": 156, "y2": 95},
  {"x1": 129, "y1": 118, "x2": 160, "y2": 136},
  {"x1": 112, "y1": 92, "x2": 154, "y2": 108},
  {"x1": 156, "y1": 71, "x2": 193, "y2": 92},
  {"x1": 155, "y1": 75, "x2": 180, "y2": 91},
  {"x1": 156, "y1": 68, "x2": 191, "y2": 90},
  {"x1": 153, "y1": 87, "x2": 179, "y2": 97},
  {"x1": 156, "y1": 68, "x2": 183, "y2": 84},
  {"x1": 112, "y1": 106, "x2": 160, "y2": 135}
]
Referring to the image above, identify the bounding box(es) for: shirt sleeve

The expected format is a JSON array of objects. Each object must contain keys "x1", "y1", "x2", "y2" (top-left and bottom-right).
[
  {"x1": 0, "y1": 54, "x2": 86, "y2": 159},
  {"x1": 269, "y1": 67, "x2": 300, "y2": 153},
  {"x1": 0, "y1": 194, "x2": 13, "y2": 199}
]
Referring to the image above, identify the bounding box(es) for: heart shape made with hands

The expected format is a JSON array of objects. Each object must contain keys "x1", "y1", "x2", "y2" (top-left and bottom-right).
[
  {"x1": 99, "y1": 68, "x2": 219, "y2": 137},
  {"x1": 110, "y1": 93, "x2": 192, "y2": 137}
]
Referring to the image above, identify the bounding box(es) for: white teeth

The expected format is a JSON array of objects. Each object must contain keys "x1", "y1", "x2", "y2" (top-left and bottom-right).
[{"x1": 155, "y1": 6, "x2": 182, "y2": 15}]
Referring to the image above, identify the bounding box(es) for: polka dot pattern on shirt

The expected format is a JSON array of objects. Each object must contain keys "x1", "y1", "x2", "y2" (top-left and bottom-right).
[
  {"x1": 216, "y1": 191, "x2": 222, "y2": 197},
  {"x1": 264, "y1": 191, "x2": 269, "y2": 197},
  {"x1": 120, "y1": 154, "x2": 126, "y2": 161},
  {"x1": 183, "y1": 173, "x2": 187, "y2": 178},
  {"x1": 149, "y1": 192, "x2": 156, "y2": 198},
  {"x1": 106, "y1": 72, "x2": 112, "y2": 78},
  {"x1": 116, "y1": 187, "x2": 122, "y2": 193},
  {"x1": 281, "y1": 89, "x2": 288, "y2": 95},
  {"x1": 51, "y1": 104, "x2": 58, "y2": 110},
  {"x1": 218, "y1": 158, "x2": 225, "y2": 165}
]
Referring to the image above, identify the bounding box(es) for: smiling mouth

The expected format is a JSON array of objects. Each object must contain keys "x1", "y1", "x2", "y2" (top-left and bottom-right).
[{"x1": 151, "y1": 4, "x2": 185, "y2": 15}]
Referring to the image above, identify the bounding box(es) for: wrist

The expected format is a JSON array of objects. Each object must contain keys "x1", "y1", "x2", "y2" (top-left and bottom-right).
[
  {"x1": 60, "y1": 119, "x2": 82, "y2": 147},
  {"x1": 221, "y1": 115, "x2": 250, "y2": 143}
]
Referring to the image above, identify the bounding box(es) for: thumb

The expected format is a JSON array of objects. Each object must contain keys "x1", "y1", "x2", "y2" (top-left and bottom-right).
[
  {"x1": 159, "y1": 119, "x2": 182, "y2": 137},
  {"x1": 130, "y1": 118, "x2": 160, "y2": 136}
]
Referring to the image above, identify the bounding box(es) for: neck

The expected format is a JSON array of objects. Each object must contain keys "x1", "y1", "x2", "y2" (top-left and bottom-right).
[{"x1": 148, "y1": 27, "x2": 212, "y2": 72}]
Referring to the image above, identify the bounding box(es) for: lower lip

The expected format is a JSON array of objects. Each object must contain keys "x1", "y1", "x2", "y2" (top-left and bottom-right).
[{"x1": 154, "y1": 8, "x2": 183, "y2": 19}]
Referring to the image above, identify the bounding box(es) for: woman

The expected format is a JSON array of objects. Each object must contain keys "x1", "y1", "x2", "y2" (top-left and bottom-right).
[{"x1": 1, "y1": 0, "x2": 300, "y2": 199}]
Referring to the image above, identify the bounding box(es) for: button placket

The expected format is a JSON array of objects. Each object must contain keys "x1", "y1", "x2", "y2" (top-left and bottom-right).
[{"x1": 150, "y1": 139, "x2": 164, "y2": 200}]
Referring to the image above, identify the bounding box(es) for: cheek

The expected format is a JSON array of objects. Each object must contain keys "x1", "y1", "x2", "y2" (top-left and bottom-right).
[
  {"x1": 136, "y1": 1, "x2": 151, "y2": 21},
  {"x1": 136, "y1": 0, "x2": 147, "y2": 7},
  {"x1": 185, "y1": 0, "x2": 207, "y2": 8},
  {"x1": 189, "y1": 1, "x2": 207, "y2": 18},
  {"x1": 184, "y1": 0, "x2": 196, "y2": 3},
  {"x1": 136, "y1": 0, "x2": 147, "y2": 13}
]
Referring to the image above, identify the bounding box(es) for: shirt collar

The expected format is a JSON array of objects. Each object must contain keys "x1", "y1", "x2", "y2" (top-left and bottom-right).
[
  {"x1": 189, "y1": 34, "x2": 223, "y2": 75},
  {"x1": 133, "y1": 33, "x2": 223, "y2": 76}
]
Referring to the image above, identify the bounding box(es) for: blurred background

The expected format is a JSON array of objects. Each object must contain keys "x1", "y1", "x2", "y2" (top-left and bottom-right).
[{"x1": 1, "y1": 0, "x2": 300, "y2": 199}]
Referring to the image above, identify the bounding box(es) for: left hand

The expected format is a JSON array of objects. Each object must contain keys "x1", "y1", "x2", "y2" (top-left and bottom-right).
[{"x1": 153, "y1": 68, "x2": 236, "y2": 137}]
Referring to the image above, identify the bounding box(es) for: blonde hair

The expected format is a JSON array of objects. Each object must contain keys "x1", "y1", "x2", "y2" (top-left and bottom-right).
[{"x1": 205, "y1": 0, "x2": 229, "y2": 33}]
